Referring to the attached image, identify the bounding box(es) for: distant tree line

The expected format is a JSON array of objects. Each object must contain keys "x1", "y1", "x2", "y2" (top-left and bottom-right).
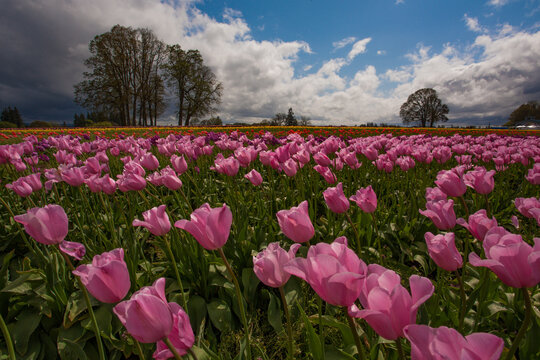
[
  {"x1": 0, "y1": 107, "x2": 23, "y2": 128},
  {"x1": 74, "y1": 25, "x2": 222, "y2": 127},
  {"x1": 257, "y1": 108, "x2": 311, "y2": 126},
  {"x1": 504, "y1": 101, "x2": 540, "y2": 127}
]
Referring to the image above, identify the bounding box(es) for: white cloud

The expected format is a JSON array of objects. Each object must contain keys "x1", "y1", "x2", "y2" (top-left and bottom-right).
[
  {"x1": 347, "y1": 37, "x2": 372, "y2": 60},
  {"x1": 487, "y1": 0, "x2": 510, "y2": 7},
  {"x1": 464, "y1": 14, "x2": 484, "y2": 33},
  {"x1": 376, "y1": 50, "x2": 386, "y2": 55},
  {"x1": 1, "y1": 0, "x2": 540, "y2": 126},
  {"x1": 332, "y1": 36, "x2": 356, "y2": 50}
]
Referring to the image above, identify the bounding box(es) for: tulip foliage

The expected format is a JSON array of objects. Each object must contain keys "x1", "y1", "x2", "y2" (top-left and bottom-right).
[{"x1": 0, "y1": 127, "x2": 539, "y2": 359}]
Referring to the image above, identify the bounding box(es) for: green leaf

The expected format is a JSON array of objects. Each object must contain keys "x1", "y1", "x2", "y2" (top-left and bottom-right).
[
  {"x1": 309, "y1": 315, "x2": 354, "y2": 346},
  {"x1": 64, "y1": 290, "x2": 87, "y2": 327},
  {"x1": 10, "y1": 310, "x2": 41, "y2": 356},
  {"x1": 266, "y1": 290, "x2": 283, "y2": 333},
  {"x1": 297, "y1": 301, "x2": 324, "y2": 360},
  {"x1": 1, "y1": 273, "x2": 42, "y2": 294},
  {"x1": 207, "y1": 298, "x2": 232, "y2": 332},
  {"x1": 241, "y1": 267, "x2": 260, "y2": 305},
  {"x1": 0, "y1": 250, "x2": 14, "y2": 289},
  {"x1": 81, "y1": 304, "x2": 113, "y2": 339},
  {"x1": 58, "y1": 338, "x2": 88, "y2": 360},
  {"x1": 188, "y1": 295, "x2": 208, "y2": 336},
  {"x1": 325, "y1": 345, "x2": 356, "y2": 360}
]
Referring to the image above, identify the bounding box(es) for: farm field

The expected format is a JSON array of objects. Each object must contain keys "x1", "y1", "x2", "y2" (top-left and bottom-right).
[{"x1": 0, "y1": 126, "x2": 539, "y2": 360}]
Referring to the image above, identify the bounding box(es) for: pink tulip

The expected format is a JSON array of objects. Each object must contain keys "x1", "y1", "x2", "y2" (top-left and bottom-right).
[
  {"x1": 313, "y1": 152, "x2": 332, "y2": 167},
  {"x1": 323, "y1": 183, "x2": 350, "y2": 214},
  {"x1": 153, "y1": 303, "x2": 195, "y2": 359},
  {"x1": 117, "y1": 171, "x2": 146, "y2": 192},
  {"x1": 342, "y1": 152, "x2": 361, "y2": 169},
  {"x1": 23, "y1": 173, "x2": 42, "y2": 192},
  {"x1": 113, "y1": 278, "x2": 173, "y2": 343},
  {"x1": 61, "y1": 166, "x2": 86, "y2": 187},
  {"x1": 73, "y1": 248, "x2": 131, "y2": 303},
  {"x1": 314, "y1": 165, "x2": 337, "y2": 184},
  {"x1": 253, "y1": 242, "x2": 301, "y2": 287},
  {"x1": 469, "y1": 226, "x2": 540, "y2": 288},
  {"x1": 348, "y1": 264, "x2": 434, "y2": 340},
  {"x1": 6, "y1": 177, "x2": 33, "y2": 197},
  {"x1": 159, "y1": 167, "x2": 183, "y2": 191},
  {"x1": 424, "y1": 232, "x2": 463, "y2": 271},
  {"x1": 514, "y1": 197, "x2": 540, "y2": 218},
  {"x1": 175, "y1": 203, "x2": 232, "y2": 250},
  {"x1": 425, "y1": 187, "x2": 447, "y2": 202},
  {"x1": 133, "y1": 205, "x2": 171, "y2": 236},
  {"x1": 349, "y1": 185, "x2": 377, "y2": 213},
  {"x1": 244, "y1": 169, "x2": 263, "y2": 186},
  {"x1": 419, "y1": 199, "x2": 456, "y2": 230},
  {"x1": 170, "y1": 154, "x2": 188, "y2": 175},
  {"x1": 404, "y1": 325, "x2": 504, "y2": 360},
  {"x1": 14, "y1": 204, "x2": 69, "y2": 245},
  {"x1": 59, "y1": 240, "x2": 86, "y2": 261},
  {"x1": 456, "y1": 209, "x2": 498, "y2": 242},
  {"x1": 463, "y1": 166, "x2": 496, "y2": 194},
  {"x1": 138, "y1": 153, "x2": 160, "y2": 170},
  {"x1": 281, "y1": 158, "x2": 298, "y2": 177},
  {"x1": 284, "y1": 237, "x2": 367, "y2": 307},
  {"x1": 276, "y1": 200, "x2": 315, "y2": 243},
  {"x1": 525, "y1": 163, "x2": 540, "y2": 185},
  {"x1": 435, "y1": 168, "x2": 466, "y2": 197}
]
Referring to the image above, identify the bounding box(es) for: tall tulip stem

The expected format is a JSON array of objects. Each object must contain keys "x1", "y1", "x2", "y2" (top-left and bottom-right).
[
  {"x1": 504, "y1": 288, "x2": 532, "y2": 360},
  {"x1": 279, "y1": 286, "x2": 295, "y2": 360},
  {"x1": 345, "y1": 309, "x2": 365, "y2": 360},
  {"x1": 456, "y1": 269, "x2": 467, "y2": 333},
  {"x1": 0, "y1": 312, "x2": 15, "y2": 360},
  {"x1": 163, "y1": 236, "x2": 188, "y2": 311},
  {"x1": 60, "y1": 249, "x2": 106, "y2": 360},
  {"x1": 345, "y1": 212, "x2": 361, "y2": 257},
  {"x1": 217, "y1": 248, "x2": 252, "y2": 359},
  {"x1": 163, "y1": 337, "x2": 183, "y2": 360}
]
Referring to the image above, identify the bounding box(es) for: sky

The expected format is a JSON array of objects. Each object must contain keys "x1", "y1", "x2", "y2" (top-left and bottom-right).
[{"x1": 1, "y1": 0, "x2": 540, "y2": 126}]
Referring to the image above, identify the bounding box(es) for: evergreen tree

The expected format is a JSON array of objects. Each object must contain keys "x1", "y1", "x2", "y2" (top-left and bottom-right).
[{"x1": 285, "y1": 107, "x2": 297, "y2": 126}]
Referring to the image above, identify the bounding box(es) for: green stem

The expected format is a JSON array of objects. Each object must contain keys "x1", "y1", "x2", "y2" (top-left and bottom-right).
[
  {"x1": 217, "y1": 248, "x2": 251, "y2": 359},
  {"x1": 187, "y1": 348, "x2": 199, "y2": 360},
  {"x1": 345, "y1": 212, "x2": 361, "y2": 258},
  {"x1": 163, "y1": 236, "x2": 188, "y2": 311},
  {"x1": 396, "y1": 338, "x2": 406, "y2": 360},
  {"x1": 279, "y1": 286, "x2": 294, "y2": 360},
  {"x1": 133, "y1": 337, "x2": 145, "y2": 359},
  {"x1": 345, "y1": 309, "x2": 365, "y2": 360},
  {"x1": 370, "y1": 212, "x2": 382, "y2": 264},
  {"x1": 60, "y1": 249, "x2": 106, "y2": 360},
  {"x1": 0, "y1": 312, "x2": 16, "y2": 360},
  {"x1": 456, "y1": 270, "x2": 467, "y2": 333},
  {"x1": 317, "y1": 296, "x2": 325, "y2": 356},
  {"x1": 458, "y1": 196, "x2": 470, "y2": 219},
  {"x1": 504, "y1": 288, "x2": 532, "y2": 360},
  {"x1": 163, "y1": 337, "x2": 183, "y2": 360},
  {"x1": 484, "y1": 193, "x2": 491, "y2": 218}
]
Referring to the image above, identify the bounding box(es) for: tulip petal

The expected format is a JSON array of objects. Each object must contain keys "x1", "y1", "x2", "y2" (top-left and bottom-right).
[
  {"x1": 60, "y1": 240, "x2": 86, "y2": 260},
  {"x1": 463, "y1": 333, "x2": 504, "y2": 360}
]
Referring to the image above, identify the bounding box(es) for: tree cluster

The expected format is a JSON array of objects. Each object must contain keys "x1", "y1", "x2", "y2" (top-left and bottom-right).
[
  {"x1": 74, "y1": 25, "x2": 222, "y2": 127},
  {"x1": 264, "y1": 108, "x2": 311, "y2": 126},
  {"x1": 0, "y1": 106, "x2": 23, "y2": 128},
  {"x1": 504, "y1": 101, "x2": 540, "y2": 126}
]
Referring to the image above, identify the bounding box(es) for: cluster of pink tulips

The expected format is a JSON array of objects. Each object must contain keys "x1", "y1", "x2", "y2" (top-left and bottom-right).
[{"x1": 1, "y1": 129, "x2": 538, "y2": 360}]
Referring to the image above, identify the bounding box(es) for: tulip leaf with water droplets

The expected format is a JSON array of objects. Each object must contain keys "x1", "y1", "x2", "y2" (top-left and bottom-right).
[{"x1": 207, "y1": 299, "x2": 232, "y2": 332}]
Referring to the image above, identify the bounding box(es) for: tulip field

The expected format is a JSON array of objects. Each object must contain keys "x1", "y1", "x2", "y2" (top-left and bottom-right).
[{"x1": 0, "y1": 126, "x2": 539, "y2": 360}]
